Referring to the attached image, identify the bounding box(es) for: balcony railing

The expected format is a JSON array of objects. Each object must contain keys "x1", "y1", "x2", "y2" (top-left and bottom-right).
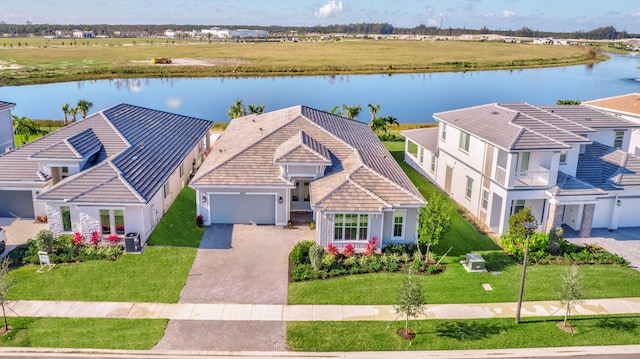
[{"x1": 514, "y1": 169, "x2": 550, "y2": 187}]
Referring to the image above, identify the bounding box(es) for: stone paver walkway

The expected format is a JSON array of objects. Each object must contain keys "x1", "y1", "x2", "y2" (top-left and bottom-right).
[
  {"x1": 566, "y1": 227, "x2": 640, "y2": 271},
  {"x1": 7, "y1": 297, "x2": 640, "y2": 321}
]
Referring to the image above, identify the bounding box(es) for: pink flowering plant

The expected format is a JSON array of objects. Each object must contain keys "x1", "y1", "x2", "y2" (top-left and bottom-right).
[
  {"x1": 72, "y1": 232, "x2": 84, "y2": 246},
  {"x1": 343, "y1": 244, "x2": 355, "y2": 257},
  {"x1": 90, "y1": 230, "x2": 101, "y2": 246},
  {"x1": 364, "y1": 237, "x2": 379, "y2": 257},
  {"x1": 327, "y1": 243, "x2": 339, "y2": 258},
  {"x1": 107, "y1": 233, "x2": 120, "y2": 244}
]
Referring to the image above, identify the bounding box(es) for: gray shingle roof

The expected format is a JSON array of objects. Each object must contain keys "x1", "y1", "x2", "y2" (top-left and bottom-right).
[
  {"x1": 274, "y1": 130, "x2": 332, "y2": 164},
  {"x1": 434, "y1": 103, "x2": 634, "y2": 151},
  {"x1": 547, "y1": 172, "x2": 608, "y2": 197},
  {"x1": 401, "y1": 127, "x2": 439, "y2": 153},
  {"x1": 30, "y1": 129, "x2": 101, "y2": 160},
  {"x1": 539, "y1": 105, "x2": 639, "y2": 129},
  {"x1": 2, "y1": 104, "x2": 212, "y2": 204},
  {"x1": 191, "y1": 106, "x2": 425, "y2": 211},
  {"x1": 0, "y1": 101, "x2": 15, "y2": 111},
  {"x1": 576, "y1": 142, "x2": 640, "y2": 189}
]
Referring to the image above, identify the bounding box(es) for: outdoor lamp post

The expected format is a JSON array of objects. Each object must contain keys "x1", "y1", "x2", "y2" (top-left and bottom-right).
[{"x1": 515, "y1": 221, "x2": 538, "y2": 324}]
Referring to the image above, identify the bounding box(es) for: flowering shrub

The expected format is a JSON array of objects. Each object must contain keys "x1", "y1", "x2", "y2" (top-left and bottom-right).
[
  {"x1": 327, "y1": 243, "x2": 339, "y2": 258},
  {"x1": 107, "y1": 233, "x2": 120, "y2": 243},
  {"x1": 90, "y1": 230, "x2": 101, "y2": 246},
  {"x1": 196, "y1": 214, "x2": 204, "y2": 228},
  {"x1": 73, "y1": 232, "x2": 84, "y2": 246},
  {"x1": 343, "y1": 244, "x2": 355, "y2": 257},
  {"x1": 364, "y1": 237, "x2": 379, "y2": 257}
]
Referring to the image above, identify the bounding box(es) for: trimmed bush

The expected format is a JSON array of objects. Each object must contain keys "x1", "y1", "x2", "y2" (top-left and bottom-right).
[
  {"x1": 290, "y1": 240, "x2": 315, "y2": 265},
  {"x1": 309, "y1": 244, "x2": 325, "y2": 271}
]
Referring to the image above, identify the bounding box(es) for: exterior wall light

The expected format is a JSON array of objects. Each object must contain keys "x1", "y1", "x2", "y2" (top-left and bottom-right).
[
  {"x1": 201, "y1": 195, "x2": 207, "y2": 204},
  {"x1": 278, "y1": 196, "x2": 283, "y2": 204}
]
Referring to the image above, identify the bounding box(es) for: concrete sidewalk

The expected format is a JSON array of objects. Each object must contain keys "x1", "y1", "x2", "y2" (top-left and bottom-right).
[{"x1": 6, "y1": 297, "x2": 640, "y2": 321}]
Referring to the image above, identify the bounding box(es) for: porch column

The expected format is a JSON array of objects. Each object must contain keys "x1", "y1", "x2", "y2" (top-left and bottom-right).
[
  {"x1": 545, "y1": 202, "x2": 564, "y2": 233},
  {"x1": 579, "y1": 204, "x2": 595, "y2": 238}
]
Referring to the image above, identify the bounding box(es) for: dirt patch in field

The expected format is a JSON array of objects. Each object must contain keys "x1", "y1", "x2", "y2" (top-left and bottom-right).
[
  {"x1": 132, "y1": 58, "x2": 248, "y2": 66},
  {"x1": 0, "y1": 61, "x2": 22, "y2": 70}
]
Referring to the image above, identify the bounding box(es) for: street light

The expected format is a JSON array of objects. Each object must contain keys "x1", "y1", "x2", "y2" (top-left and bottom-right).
[{"x1": 515, "y1": 221, "x2": 538, "y2": 324}]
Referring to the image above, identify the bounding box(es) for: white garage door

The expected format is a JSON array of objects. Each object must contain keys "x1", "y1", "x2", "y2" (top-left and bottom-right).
[
  {"x1": 619, "y1": 198, "x2": 640, "y2": 227},
  {"x1": 210, "y1": 193, "x2": 276, "y2": 225}
]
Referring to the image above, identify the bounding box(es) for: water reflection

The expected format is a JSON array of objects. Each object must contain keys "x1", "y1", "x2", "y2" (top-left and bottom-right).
[{"x1": 1, "y1": 54, "x2": 639, "y2": 123}]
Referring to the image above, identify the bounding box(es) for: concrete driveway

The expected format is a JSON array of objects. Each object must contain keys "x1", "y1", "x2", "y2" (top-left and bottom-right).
[
  {"x1": 179, "y1": 223, "x2": 313, "y2": 304},
  {"x1": 0, "y1": 217, "x2": 48, "y2": 259},
  {"x1": 565, "y1": 227, "x2": 640, "y2": 271}
]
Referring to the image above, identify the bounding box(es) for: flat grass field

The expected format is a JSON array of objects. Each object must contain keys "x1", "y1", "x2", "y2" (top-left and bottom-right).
[{"x1": 0, "y1": 37, "x2": 603, "y2": 85}]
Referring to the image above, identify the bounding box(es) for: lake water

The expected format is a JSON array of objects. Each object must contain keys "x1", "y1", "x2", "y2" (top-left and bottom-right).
[{"x1": 1, "y1": 54, "x2": 639, "y2": 124}]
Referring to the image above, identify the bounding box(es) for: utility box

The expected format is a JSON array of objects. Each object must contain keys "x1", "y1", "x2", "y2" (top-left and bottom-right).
[
  {"x1": 124, "y1": 232, "x2": 141, "y2": 253},
  {"x1": 461, "y1": 253, "x2": 486, "y2": 272}
]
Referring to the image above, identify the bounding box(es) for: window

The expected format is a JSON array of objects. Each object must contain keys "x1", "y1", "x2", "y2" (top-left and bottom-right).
[
  {"x1": 418, "y1": 147, "x2": 424, "y2": 164},
  {"x1": 101, "y1": 209, "x2": 125, "y2": 235},
  {"x1": 100, "y1": 209, "x2": 111, "y2": 234},
  {"x1": 511, "y1": 199, "x2": 526, "y2": 215},
  {"x1": 441, "y1": 123, "x2": 447, "y2": 141},
  {"x1": 61, "y1": 206, "x2": 72, "y2": 232},
  {"x1": 614, "y1": 131, "x2": 624, "y2": 148},
  {"x1": 179, "y1": 161, "x2": 184, "y2": 178},
  {"x1": 518, "y1": 152, "x2": 530, "y2": 174},
  {"x1": 393, "y1": 210, "x2": 405, "y2": 238},
  {"x1": 164, "y1": 183, "x2": 170, "y2": 197},
  {"x1": 459, "y1": 131, "x2": 470, "y2": 152},
  {"x1": 559, "y1": 151, "x2": 567, "y2": 164},
  {"x1": 465, "y1": 176, "x2": 474, "y2": 199},
  {"x1": 430, "y1": 155, "x2": 436, "y2": 173},
  {"x1": 61, "y1": 167, "x2": 69, "y2": 179},
  {"x1": 114, "y1": 210, "x2": 125, "y2": 235},
  {"x1": 334, "y1": 213, "x2": 368, "y2": 241},
  {"x1": 481, "y1": 190, "x2": 489, "y2": 211}
]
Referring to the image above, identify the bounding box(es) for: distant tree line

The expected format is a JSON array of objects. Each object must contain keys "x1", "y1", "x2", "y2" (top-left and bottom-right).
[{"x1": 0, "y1": 22, "x2": 636, "y2": 40}]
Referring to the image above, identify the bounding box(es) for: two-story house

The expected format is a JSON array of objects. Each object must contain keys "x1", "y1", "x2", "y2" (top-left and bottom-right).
[
  {"x1": 0, "y1": 101, "x2": 16, "y2": 153},
  {"x1": 403, "y1": 102, "x2": 640, "y2": 237}
]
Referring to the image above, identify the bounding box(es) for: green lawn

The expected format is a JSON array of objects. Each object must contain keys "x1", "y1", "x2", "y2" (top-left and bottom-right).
[
  {"x1": 288, "y1": 140, "x2": 640, "y2": 305},
  {"x1": 147, "y1": 186, "x2": 205, "y2": 247},
  {"x1": 7, "y1": 246, "x2": 196, "y2": 302},
  {"x1": 0, "y1": 317, "x2": 167, "y2": 349},
  {"x1": 287, "y1": 315, "x2": 640, "y2": 351}
]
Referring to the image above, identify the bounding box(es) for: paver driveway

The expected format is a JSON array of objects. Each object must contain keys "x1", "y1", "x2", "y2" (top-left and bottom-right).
[
  {"x1": 565, "y1": 227, "x2": 640, "y2": 271},
  {"x1": 155, "y1": 224, "x2": 311, "y2": 351},
  {"x1": 179, "y1": 223, "x2": 312, "y2": 304}
]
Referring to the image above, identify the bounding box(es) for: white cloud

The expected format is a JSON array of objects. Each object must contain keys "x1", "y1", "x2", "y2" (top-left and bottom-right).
[
  {"x1": 315, "y1": 0, "x2": 344, "y2": 18},
  {"x1": 484, "y1": 12, "x2": 495, "y2": 18},
  {"x1": 502, "y1": 10, "x2": 516, "y2": 18},
  {"x1": 632, "y1": 12, "x2": 640, "y2": 17}
]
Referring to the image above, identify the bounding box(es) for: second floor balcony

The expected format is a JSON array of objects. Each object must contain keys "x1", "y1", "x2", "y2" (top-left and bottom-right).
[{"x1": 495, "y1": 165, "x2": 551, "y2": 188}]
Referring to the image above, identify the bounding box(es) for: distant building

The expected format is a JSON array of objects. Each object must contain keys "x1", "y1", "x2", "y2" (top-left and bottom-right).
[
  {"x1": 201, "y1": 27, "x2": 268, "y2": 39},
  {"x1": 73, "y1": 30, "x2": 94, "y2": 38}
]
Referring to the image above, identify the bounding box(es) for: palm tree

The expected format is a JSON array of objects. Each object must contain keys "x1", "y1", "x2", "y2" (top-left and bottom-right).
[
  {"x1": 248, "y1": 104, "x2": 265, "y2": 115},
  {"x1": 61, "y1": 103, "x2": 70, "y2": 126},
  {"x1": 76, "y1": 99, "x2": 93, "y2": 118},
  {"x1": 12, "y1": 115, "x2": 48, "y2": 143},
  {"x1": 371, "y1": 117, "x2": 387, "y2": 136},
  {"x1": 384, "y1": 115, "x2": 399, "y2": 130},
  {"x1": 341, "y1": 104, "x2": 362, "y2": 120},
  {"x1": 227, "y1": 99, "x2": 247, "y2": 120},
  {"x1": 68, "y1": 107, "x2": 78, "y2": 123},
  {"x1": 328, "y1": 105, "x2": 343, "y2": 116},
  {"x1": 368, "y1": 103, "x2": 380, "y2": 126}
]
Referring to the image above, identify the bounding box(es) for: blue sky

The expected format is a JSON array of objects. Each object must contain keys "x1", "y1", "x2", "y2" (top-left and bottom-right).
[{"x1": 2, "y1": 0, "x2": 639, "y2": 33}]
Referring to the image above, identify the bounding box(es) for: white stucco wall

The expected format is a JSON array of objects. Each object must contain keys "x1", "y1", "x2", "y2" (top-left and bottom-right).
[{"x1": 0, "y1": 108, "x2": 15, "y2": 152}]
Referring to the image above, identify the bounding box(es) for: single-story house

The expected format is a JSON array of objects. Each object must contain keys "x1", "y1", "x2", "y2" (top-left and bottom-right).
[
  {"x1": 0, "y1": 103, "x2": 212, "y2": 243},
  {"x1": 190, "y1": 105, "x2": 426, "y2": 249}
]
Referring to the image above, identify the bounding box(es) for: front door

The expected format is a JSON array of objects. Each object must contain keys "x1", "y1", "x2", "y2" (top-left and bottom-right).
[
  {"x1": 291, "y1": 180, "x2": 311, "y2": 211},
  {"x1": 444, "y1": 166, "x2": 453, "y2": 195}
]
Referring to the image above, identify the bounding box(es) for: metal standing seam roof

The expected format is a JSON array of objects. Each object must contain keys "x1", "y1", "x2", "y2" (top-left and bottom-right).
[
  {"x1": 191, "y1": 105, "x2": 425, "y2": 211},
  {"x1": 33, "y1": 104, "x2": 213, "y2": 204}
]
